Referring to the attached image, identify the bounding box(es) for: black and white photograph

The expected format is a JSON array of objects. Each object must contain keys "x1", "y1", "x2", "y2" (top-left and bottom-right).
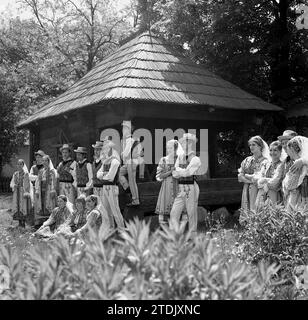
[{"x1": 0, "y1": 0, "x2": 308, "y2": 304}]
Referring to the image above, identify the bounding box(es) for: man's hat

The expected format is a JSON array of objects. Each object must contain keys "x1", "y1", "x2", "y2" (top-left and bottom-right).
[
  {"x1": 60, "y1": 144, "x2": 71, "y2": 152},
  {"x1": 278, "y1": 130, "x2": 298, "y2": 141},
  {"x1": 34, "y1": 150, "x2": 46, "y2": 157},
  {"x1": 73, "y1": 147, "x2": 88, "y2": 154},
  {"x1": 92, "y1": 141, "x2": 104, "y2": 149},
  {"x1": 179, "y1": 133, "x2": 198, "y2": 144}
]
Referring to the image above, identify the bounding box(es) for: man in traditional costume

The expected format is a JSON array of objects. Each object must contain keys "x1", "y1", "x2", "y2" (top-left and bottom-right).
[
  {"x1": 169, "y1": 133, "x2": 201, "y2": 236},
  {"x1": 119, "y1": 120, "x2": 143, "y2": 206},
  {"x1": 97, "y1": 138, "x2": 125, "y2": 230},
  {"x1": 29, "y1": 150, "x2": 46, "y2": 227},
  {"x1": 71, "y1": 147, "x2": 93, "y2": 197},
  {"x1": 56, "y1": 144, "x2": 76, "y2": 204}
]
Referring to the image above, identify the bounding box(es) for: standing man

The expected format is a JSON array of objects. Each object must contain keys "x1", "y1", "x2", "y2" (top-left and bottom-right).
[
  {"x1": 57, "y1": 144, "x2": 76, "y2": 204},
  {"x1": 97, "y1": 138, "x2": 125, "y2": 230},
  {"x1": 29, "y1": 150, "x2": 46, "y2": 227},
  {"x1": 119, "y1": 120, "x2": 143, "y2": 207},
  {"x1": 169, "y1": 133, "x2": 201, "y2": 236},
  {"x1": 71, "y1": 147, "x2": 93, "y2": 197}
]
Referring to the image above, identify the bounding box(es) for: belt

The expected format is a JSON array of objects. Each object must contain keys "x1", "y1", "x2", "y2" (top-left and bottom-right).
[
  {"x1": 77, "y1": 184, "x2": 87, "y2": 188},
  {"x1": 179, "y1": 180, "x2": 196, "y2": 185},
  {"x1": 59, "y1": 180, "x2": 74, "y2": 183},
  {"x1": 93, "y1": 184, "x2": 105, "y2": 188},
  {"x1": 102, "y1": 182, "x2": 117, "y2": 186}
]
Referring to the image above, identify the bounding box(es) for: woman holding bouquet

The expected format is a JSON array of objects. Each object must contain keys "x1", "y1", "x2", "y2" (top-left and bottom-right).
[{"x1": 238, "y1": 136, "x2": 270, "y2": 212}]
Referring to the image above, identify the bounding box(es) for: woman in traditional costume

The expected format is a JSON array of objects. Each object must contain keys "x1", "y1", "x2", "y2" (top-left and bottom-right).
[
  {"x1": 34, "y1": 195, "x2": 74, "y2": 238},
  {"x1": 282, "y1": 136, "x2": 308, "y2": 212},
  {"x1": 75, "y1": 195, "x2": 109, "y2": 238},
  {"x1": 55, "y1": 195, "x2": 88, "y2": 237},
  {"x1": 155, "y1": 139, "x2": 184, "y2": 225},
  {"x1": 238, "y1": 136, "x2": 270, "y2": 212},
  {"x1": 10, "y1": 159, "x2": 33, "y2": 228},
  {"x1": 255, "y1": 141, "x2": 285, "y2": 209},
  {"x1": 97, "y1": 138, "x2": 125, "y2": 230},
  {"x1": 35, "y1": 155, "x2": 57, "y2": 226}
]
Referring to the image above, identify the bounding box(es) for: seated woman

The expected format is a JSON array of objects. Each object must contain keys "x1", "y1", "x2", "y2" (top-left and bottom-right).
[
  {"x1": 74, "y1": 195, "x2": 110, "y2": 239},
  {"x1": 238, "y1": 136, "x2": 270, "y2": 212},
  {"x1": 55, "y1": 195, "x2": 88, "y2": 237},
  {"x1": 254, "y1": 141, "x2": 284, "y2": 209},
  {"x1": 282, "y1": 136, "x2": 308, "y2": 212},
  {"x1": 10, "y1": 159, "x2": 33, "y2": 229},
  {"x1": 34, "y1": 195, "x2": 73, "y2": 238}
]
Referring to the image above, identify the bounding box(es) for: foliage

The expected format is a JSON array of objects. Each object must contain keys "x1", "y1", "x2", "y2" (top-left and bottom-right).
[
  {"x1": 0, "y1": 219, "x2": 283, "y2": 300},
  {"x1": 136, "y1": 0, "x2": 308, "y2": 107},
  {"x1": 0, "y1": 0, "x2": 133, "y2": 171},
  {"x1": 239, "y1": 203, "x2": 308, "y2": 283}
]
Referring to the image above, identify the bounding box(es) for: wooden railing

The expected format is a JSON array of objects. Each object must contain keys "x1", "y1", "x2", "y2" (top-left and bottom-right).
[{"x1": 119, "y1": 178, "x2": 242, "y2": 212}]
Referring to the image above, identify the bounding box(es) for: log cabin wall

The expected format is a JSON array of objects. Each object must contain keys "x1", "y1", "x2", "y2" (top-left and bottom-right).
[{"x1": 30, "y1": 100, "x2": 257, "y2": 174}]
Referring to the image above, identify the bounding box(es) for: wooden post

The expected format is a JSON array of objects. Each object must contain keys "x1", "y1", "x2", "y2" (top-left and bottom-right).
[{"x1": 29, "y1": 126, "x2": 40, "y2": 165}]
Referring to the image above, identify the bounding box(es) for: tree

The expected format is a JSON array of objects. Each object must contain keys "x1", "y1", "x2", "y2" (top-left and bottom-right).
[
  {"x1": 140, "y1": 0, "x2": 308, "y2": 107},
  {"x1": 0, "y1": 0, "x2": 134, "y2": 173},
  {"x1": 19, "y1": 0, "x2": 132, "y2": 78}
]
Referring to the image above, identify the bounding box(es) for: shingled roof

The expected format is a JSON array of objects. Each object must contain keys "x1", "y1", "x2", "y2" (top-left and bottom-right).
[{"x1": 18, "y1": 31, "x2": 282, "y2": 128}]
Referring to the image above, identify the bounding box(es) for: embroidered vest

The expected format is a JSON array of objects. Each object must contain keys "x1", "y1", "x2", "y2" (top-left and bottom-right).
[
  {"x1": 92, "y1": 160, "x2": 104, "y2": 187},
  {"x1": 101, "y1": 157, "x2": 119, "y2": 185},
  {"x1": 58, "y1": 159, "x2": 74, "y2": 183},
  {"x1": 178, "y1": 155, "x2": 196, "y2": 184},
  {"x1": 76, "y1": 161, "x2": 89, "y2": 187}
]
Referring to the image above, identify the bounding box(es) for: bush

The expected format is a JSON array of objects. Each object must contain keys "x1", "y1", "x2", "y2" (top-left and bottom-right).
[
  {"x1": 0, "y1": 219, "x2": 281, "y2": 300},
  {"x1": 239, "y1": 203, "x2": 308, "y2": 282}
]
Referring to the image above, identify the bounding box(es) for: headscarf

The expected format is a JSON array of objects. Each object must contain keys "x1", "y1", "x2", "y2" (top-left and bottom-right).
[
  {"x1": 167, "y1": 139, "x2": 185, "y2": 158},
  {"x1": 287, "y1": 136, "x2": 308, "y2": 187},
  {"x1": 42, "y1": 155, "x2": 57, "y2": 178},
  {"x1": 249, "y1": 135, "x2": 271, "y2": 161}
]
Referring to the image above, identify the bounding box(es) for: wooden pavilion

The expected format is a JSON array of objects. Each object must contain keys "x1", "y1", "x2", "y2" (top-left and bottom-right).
[{"x1": 17, "y1": 31, "x2": 282, "y2": 212}]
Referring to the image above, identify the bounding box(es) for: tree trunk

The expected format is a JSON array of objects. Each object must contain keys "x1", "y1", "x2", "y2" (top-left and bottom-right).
[{"x1": 269, "y1": 0, "x2": 291, "y2": 105}]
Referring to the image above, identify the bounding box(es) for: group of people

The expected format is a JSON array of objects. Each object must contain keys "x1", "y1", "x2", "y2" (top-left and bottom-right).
[
  {"x1": 10, "y1": 120, "x2": 202, "y2": 238},
  {"x1": 238, "y1": 130, "x2": 308, "y2": 213}
]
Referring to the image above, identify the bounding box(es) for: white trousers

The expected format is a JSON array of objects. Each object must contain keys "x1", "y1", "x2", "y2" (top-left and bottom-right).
[
  {"x1": 119, "y1": 163, "x2": 139, "y2": 201},
  {"x1": 102, "y1": 185, "x2": 125, "y2": 229},
  {"x1": 170, "y1": 182, "x2": 199, "y2": 234},
  {"x1": 93, "y1": 187, "x2": 115, "y2": 229}
]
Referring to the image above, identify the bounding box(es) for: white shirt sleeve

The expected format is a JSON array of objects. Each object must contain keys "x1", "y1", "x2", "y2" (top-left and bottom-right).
[
  {"x1": 10, "y1": 172, "x2": 16, "y2": 190},
  {"x1": 70, "y1": 161, "x2": 77, "y2": 187},
  {"x1": 86, "y1": 163, "x2": 93, "y2": 189},
  {"x1": 122, "y1": 137, "x2": 134, "y2": 159},
  {"x1": 176, "y1": 156, "x2": 201, "y2": 177}
]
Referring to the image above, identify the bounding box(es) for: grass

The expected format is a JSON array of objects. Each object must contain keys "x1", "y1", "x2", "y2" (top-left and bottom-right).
[{"x1": 1, "y1": 193, "x2": 307, "y2": 300}]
